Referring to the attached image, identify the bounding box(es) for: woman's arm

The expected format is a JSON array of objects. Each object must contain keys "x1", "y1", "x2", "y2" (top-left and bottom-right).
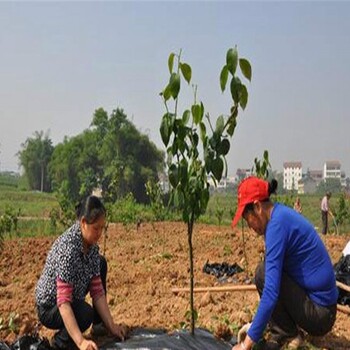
[
  {"x1": 93, "y1": 295, "x2": 127, "y2": 340},
  {"x1": 59, "y1": 302, "x2": 98, "y2": 350}
]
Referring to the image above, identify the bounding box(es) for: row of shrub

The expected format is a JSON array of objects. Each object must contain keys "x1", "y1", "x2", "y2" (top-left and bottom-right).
[{"x1": 1, "y1": 189, "x2": 350, "y2": 239}]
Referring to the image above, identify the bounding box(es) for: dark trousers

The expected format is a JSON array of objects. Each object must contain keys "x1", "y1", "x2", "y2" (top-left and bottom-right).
[
  {"x1": 37, "y1": 255, "x2": 108, "y2": 348},
  {"x1": 321, "y1": 210, "x2": 328, "y2": 235},
  {"x1": 255, "y1": 262, "x2": 336, "y2": 346}
]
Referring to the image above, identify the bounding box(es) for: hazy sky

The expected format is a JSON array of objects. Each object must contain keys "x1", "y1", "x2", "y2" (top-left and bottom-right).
[{"x1": 1, "y1": 1, "x2": 350, "y2": 176}]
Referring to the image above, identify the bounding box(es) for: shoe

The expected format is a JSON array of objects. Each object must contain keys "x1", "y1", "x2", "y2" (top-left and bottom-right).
[
  {"x1": 285, "y1": 334, "x2": 303, "y2": 349},
  {"x1": 91, "y1": 322, "x2": 109, "y2": 337}
]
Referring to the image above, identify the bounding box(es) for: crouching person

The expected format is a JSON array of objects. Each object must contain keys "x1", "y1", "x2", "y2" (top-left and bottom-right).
[
  {"x1": 230, "y1": 177, "x2": 338, "y2": 350},
  {"x1": 35, "y1": 196, "x2": 127, "y2": 350}
]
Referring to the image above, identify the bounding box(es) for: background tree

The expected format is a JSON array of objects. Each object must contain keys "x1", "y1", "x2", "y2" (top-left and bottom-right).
[
  {"x1": 317, "y1": 178, "x2": 342, "y2": 195},
  {"x1": 49, "y1": 107, "x2": 164, "y2": 206},
  {"x1": 18, "y1": 131, "x2": 53, "y2": 192},
  {"x1": 160, "y1": 47, "x2": 252, "y2": 334}
]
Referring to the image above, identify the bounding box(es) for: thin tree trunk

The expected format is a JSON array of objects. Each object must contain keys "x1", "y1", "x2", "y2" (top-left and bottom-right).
[
  {"x1": 40, "y1": 164, "x2": 44, "y2": 192},
  {"x1": 188, "y1": 213, "x2": 195, "y2": 335}
]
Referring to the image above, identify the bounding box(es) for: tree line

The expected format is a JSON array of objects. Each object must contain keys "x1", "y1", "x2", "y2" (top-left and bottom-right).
[{"x1": 17, "y1": 107, "x2": 164, "y2": 204}]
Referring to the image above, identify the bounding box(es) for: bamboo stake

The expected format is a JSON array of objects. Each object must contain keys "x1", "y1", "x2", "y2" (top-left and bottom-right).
[
  {"x1": 172, "y1": 284, "x2": 257, "y2": 294},
  {"x1": 173, "y1": 281, "x2": 350, "y2": 294},
  {"x1": 172, "y1": 284, "x2": 350, "y2": 315}
]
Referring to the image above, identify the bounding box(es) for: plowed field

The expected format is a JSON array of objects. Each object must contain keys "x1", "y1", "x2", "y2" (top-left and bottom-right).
[{"x1": 0, "y1": 222, "x2": 349, "y2": 349}]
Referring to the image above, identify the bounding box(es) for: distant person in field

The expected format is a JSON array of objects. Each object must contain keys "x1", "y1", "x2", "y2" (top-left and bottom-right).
[
  {"x1": 230, "y1": 177, "x2": 337, "y2": 350},
  {"x1": 35, "y1": 196, "x2": 127, "y2": 350},
  {"x1": 321, "y1": 192, "x2": 332, "y2": 234},
  {"x1": 293, "y1": 197, "x2": 302, "y2": 214}
]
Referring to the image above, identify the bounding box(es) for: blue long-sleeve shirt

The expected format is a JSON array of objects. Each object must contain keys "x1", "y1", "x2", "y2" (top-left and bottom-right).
[{"x1": 247, "y1": 203, "x2": 338, "y2": 342}]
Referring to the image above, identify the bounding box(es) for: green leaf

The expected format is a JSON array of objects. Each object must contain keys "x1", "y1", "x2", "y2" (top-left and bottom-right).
[
  {"x1": 199, "y1": 122, "x2": 206, "y2": 143},
  {"x1": 212, "y1": 157, "x2": 224, "y2": 182},
  {"x1": 226, "y1": 47, "x2": 238, "y2": 75},
  {"x1": 169, "y1": 164, "x2": 179, "y2": 187},
  {"x1": 192, "y1": 132, "x2": 199, "y2": 149},
  {"x1": 180, "y1": 158, "x2": 188, "y2": 185},
  {"x1": 227, "y1": 117, "x2": 237, "y2": 136},
  {"x1": 230, "y1": 76, "x2": 242, "y2": 104},
  {"x1": 217, "y1": 139, "x2": 230, "y2": 156},
  {"x1": 239, "y1": 84, "x2": 248, "y2": 110},
  {"x1": 239, "y1": 58, "x2": 252, "y2": 82},
  {"x1": 169, "y1": 73, "x2": 181, "y2": 99},
  {"x1": 215, "y1": 115, "x2": 225, "y2": 134},
  {"x1": 160, "y1": 113, "x2": 174, "y2": 146},
  {"x1": 200, "y1": 102, "x2": 205, "y2": 120},
  {"x1": 220, "y1": 65, "x2": 229, "y2": 92},
  {"x1": 168, "y1": 53, "x2": 175, "y2": 74},
  {"x1": 180, "y1": 63, "x2": 192, "y2": 84},
  {"x1": 182, "y1": 110, "x2": 190, "y2": 125},
  {"x1": 162, "y1": 85, "x2": 171, "y2": 101},
  {"x1": 209, "y1": 131, "x2": 220, "y2": 150},
  {"x1": 200, "y1": 189, "x2": 210, "y2": 213},
  {"x1": 191, "y1": 104, "x2": 201, "y2": 124},
  {"x1": 174, "y1": 188, "x2": 184, "y2": 208}
]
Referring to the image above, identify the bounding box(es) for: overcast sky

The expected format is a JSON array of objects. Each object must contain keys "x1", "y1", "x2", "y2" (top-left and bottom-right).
[{"x1": 1, "y1": 1, "x2": 349, "y2": 177}]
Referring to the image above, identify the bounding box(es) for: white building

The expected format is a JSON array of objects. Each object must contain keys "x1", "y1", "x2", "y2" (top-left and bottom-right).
[
  {"x1": 322, "y1": 160, "x2": 347, "y2": 187},
  {"x1": 323, "y1": 160, "x2": 341, "y2": 180},
  {"x1": 283, "y1": 161, "x2": 302, "y2": 191}
]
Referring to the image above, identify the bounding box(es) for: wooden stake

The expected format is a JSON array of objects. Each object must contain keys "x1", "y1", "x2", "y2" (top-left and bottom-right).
[
  {"x1": 172, "y1": 284, "x2": 257, "y2": 294},
  {"x1": 172, "y1": 283, "x2": 350, "y2": 315}
]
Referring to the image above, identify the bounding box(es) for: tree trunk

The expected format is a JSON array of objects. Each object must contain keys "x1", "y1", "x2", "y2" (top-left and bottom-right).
[
  {"x1": 40, "y1": 164, "x2": 44, "y2": 192},
  {"x1": 188, "y1": 214, "x2": 195, "y2": 335}
]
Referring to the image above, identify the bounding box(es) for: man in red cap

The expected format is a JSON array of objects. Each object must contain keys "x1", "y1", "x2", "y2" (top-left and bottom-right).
[{"x1": 230, "y1": 177, "x2": 338, "y2": 350}]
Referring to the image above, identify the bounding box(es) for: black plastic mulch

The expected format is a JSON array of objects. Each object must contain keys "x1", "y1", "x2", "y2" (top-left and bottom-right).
[
  {"x1": 0, "y1": 329, "x2": 236, "y2": 350},
  {"x1": 100, "y1": 328, "x2": 235, "y2": 350}
]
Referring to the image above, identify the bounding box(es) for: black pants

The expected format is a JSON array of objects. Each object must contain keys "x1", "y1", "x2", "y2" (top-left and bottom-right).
[
  {"x1": 37, "y1": 255, "x2": 107, "y2": 348},
  {"x1": 321, "y1": 210, "x2": 328, "y2": 235},
  {"x1": 255, "y1": 262, "x2": 336, "y2": 346}
]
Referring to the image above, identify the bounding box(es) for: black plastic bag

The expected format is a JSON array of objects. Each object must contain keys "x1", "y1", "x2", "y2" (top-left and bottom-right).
[
  {"x1": 334, "y1": 255, "x2": 350, "y2": 306},
  {"x1": 203, "y1": 261, "x2": 244, "y2": 279}
]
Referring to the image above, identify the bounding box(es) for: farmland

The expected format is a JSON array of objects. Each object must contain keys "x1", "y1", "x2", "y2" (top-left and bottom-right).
[{"x1": 0, "y1": 187, "x2": 350, "y2": 349}]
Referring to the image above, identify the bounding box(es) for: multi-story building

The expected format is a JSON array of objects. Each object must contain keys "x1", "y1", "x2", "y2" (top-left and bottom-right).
[
  {"x1": 235, "y1": 168, "x2": 253, "y2": 182},
  {"x1": 308, "y1": 169, "x2": 323, "y2": 185},
  {"x1": 283, "y1": 161, "x2": 302, "y2": 190},
  {"x1": 323, "y1": 160, "x2": 341, "y2": 180}
]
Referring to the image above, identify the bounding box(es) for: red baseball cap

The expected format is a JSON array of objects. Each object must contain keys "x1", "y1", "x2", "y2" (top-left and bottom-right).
[{"x1": 231, "y1": 176, "x2": 269, "y2": 227}]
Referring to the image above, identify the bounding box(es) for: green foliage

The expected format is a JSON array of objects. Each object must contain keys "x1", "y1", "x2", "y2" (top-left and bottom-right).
[
  {"x1": 0, "y1": 184, "x2": 58, "y2": 217},
  {"x1": 108, "y1": 193, "x2": 151, "y2": 226},
  {"x1": 316, "y1": 178, "x2": 342, "y2": 194},
  {"x1": 49, "y1": 108, "x2": 164, "y2": 204},
  {"x1": 253, "y1": 150, "x2": 271, "y2": 179},
  {"x1": 333, "y1": 192, "x2": 350, "y2": 234},
  {"x1": 215, "y1": 206, "x2": 224, "y2": 227},
  {"x1": 145, "y1": 180, "x2": 166, "y2": 221},
  {"x1": 160, "y1": 47, "x2": 252, "y2": 334},
  {"x1": 160, "y1": 48, "x2": 251, "y2": 224},
  {"x1": 0, "y1": 172, "x2": 20, "y2": 188},
  {"x1": 18, "y1": 131, "x2": 54, "y2": 192},
  {"x1": 0, "y1": 205, "x2": 20, "y2": 238}
]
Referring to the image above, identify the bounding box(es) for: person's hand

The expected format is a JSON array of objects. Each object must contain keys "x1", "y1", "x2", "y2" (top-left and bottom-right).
[
  {"x1": 78, "y1": 338, "x2": 98, "y2": 350},
  {"x1": 109, "y1": 323, "x2": 128, "y2": 341},
  {"x1": 237, "y1": 323, "x2": 251, "y2": 343}
]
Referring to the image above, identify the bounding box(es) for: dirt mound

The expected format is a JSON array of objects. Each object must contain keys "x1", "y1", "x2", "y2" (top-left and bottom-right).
[{"x1": 0, "y1": 222, "x2": 349, "y2": 349}]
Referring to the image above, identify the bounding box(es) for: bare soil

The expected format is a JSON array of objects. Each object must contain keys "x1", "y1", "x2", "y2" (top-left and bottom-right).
[{"x1": 0, "y1": 222, "x2": 349, "y2": 349}]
